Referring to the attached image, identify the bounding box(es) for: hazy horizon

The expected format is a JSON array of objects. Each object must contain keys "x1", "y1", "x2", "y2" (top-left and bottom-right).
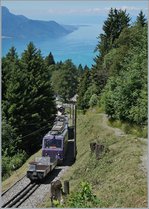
[{"x1": 2, "y1": 1, "x2": 148, "y2": 25}]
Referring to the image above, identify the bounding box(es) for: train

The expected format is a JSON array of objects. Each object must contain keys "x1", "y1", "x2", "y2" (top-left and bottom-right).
[
  {"x1": 42, "y1": 114, "x2": 68, "y2": 164},
  {"x1": 27, "y1": 106, "x2": 69, "y2": 181}
]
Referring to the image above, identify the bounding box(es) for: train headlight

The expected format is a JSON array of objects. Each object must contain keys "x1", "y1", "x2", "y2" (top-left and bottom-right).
[{"x1": 56, "y1": 153, "x2": 61, "y2": 159}]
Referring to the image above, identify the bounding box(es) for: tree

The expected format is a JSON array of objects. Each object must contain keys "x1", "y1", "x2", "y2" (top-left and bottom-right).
[
  {"x1": 77, "y1": 68, "x2": 91, "y2": 109},
  {"x1": 2, "y1": 47, "x2": 19, "y2": 101},
  {"x1": 77, "y1": 64, "x2": 84, "y2": 80},
  {"x1": 4, "y1": 42, "x2": 57, "y2": 154},
  {"x1": 136, "y1": 10, "x2": 147, "y2": 27},
  {"x1": 45, "y1": 52, "x2": 55, "y2": 66},
  {"x1": 95, "y1": 8, "x2": 130, "y2": 59},
  {"x1": 101, "y1": 25, "x2": 147, "y2": 124},
  {"x1": 92, "y1": 8, "x2": 130, "y2": 95},
  {"x1": 2, "y1": 112, "x2": 20, "y2": 156},
  {"x1": 51, "y1": 59, "x2": 78, "y2": 102}
]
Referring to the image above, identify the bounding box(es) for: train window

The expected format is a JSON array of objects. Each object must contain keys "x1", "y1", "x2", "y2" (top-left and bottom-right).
[
  {"x1": 29, "y1": 164, "x2": 36, "y2": 171},
  {"x1": 44, "y1": 139, "x2": 62, "y2": 149}
]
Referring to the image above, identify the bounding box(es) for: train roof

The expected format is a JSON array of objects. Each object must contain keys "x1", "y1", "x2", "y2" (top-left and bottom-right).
[
  {"x1": 44, "y1": 119, "x2": 68, "y2": 137},
  {"x1": 43, "y1": 113, "x2": 68, "y2": 139}
]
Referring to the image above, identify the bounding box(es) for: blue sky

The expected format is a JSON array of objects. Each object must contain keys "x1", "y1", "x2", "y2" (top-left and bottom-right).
[{"x1": 2, "y1": 1, "x2": 148, "y2": 24}]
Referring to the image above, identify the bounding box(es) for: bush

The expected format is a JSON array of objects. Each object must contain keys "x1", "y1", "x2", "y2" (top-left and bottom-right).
[
  {"x1": 2, "y1": 150, "x2": 28, "y2": 180},
  {"x1": 10, "y1": 151, "x2": 28, "y2": 170},
  {"x1": 66, "y1": 182, "x2": 101, "y2": 208},
  {"x1": 2, "y1": 155, "x2": 11, "y2": 179},
  {"x1": 89, "y1": 94, "x2": 98, "y2": 107}
]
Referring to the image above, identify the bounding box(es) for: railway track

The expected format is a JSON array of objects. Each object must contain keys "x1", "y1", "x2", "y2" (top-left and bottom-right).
[
  {"x1": 2, "y1": 182, "x2": 40, "y2": 208},
  {"x1": 1, "y1": 175, "x2": 27, "y2": 197}
]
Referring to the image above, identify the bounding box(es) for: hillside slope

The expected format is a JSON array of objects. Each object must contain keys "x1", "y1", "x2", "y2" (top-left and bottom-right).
[
  {"x1": 59, "y1": 109, "x2": 147, "y2": 208},
  {"x1": 2, "y1": 109, "x2": 147, "y2": 207}
]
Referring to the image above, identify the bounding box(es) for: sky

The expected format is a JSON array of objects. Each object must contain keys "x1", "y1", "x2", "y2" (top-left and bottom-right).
[{"x1": 2, "y1": 0, "x2": 148, "y2": 25}]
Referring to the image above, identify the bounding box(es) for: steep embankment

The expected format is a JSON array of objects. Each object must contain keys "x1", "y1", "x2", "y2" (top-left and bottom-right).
[
  {"x1": 59, "y1": 109, "x2": 147, "y2": 208},
  {"x1": 2, "y1": 109, "x2": 147, "y2": 208}
]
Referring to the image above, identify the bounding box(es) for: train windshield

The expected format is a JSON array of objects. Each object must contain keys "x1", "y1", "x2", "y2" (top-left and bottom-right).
[{"x1": 44, "y1": 138, "x2": 62, "y2": 149}]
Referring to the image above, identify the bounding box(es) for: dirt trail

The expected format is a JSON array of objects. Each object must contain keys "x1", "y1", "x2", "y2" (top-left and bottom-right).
[
  {"x1": 99, "y1": 113, "x2": 147, "y2": 175},
  {"x1": 99, "y1": 113, "x2": 125, "y2": 137}
]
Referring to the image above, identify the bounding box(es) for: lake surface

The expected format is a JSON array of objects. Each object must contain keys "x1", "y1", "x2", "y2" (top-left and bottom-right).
[{"x1": 2, "y1": 24, "x2": 100, "y2": 67}]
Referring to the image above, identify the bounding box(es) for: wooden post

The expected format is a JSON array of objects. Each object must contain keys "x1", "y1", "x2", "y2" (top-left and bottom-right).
[
  {"x1": 72, "y1": 103, "x2": 74, "y2": 126},
  {"x1": 70, "y1": 104, "x2": 71, "y2": 119},
  {"x1": 95, "y1": 144, "x2": 100, "y2": 160},
  {"x1": 90, "y1": 142, "x2": 96, "y2": 153},
  {"x1": 64, "y1": 180, "x2": 69, "y2": 195},
  {"x1": 74, "y1": 104, "x2": 77, "y2": 160},
  {"x1": 95, "y1": 144, "x2": 104, "y2": 160}
]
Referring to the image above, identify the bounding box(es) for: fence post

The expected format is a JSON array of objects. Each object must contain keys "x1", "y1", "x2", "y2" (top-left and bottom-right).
[
  {"x1": 95, "y1": 144, "x2": 104, "y2": 160},
  {"x1": 64, "y1": 180, "x2": 69, "y2": 195},
  {"x1": 90, "y1": 142, "x2": 96, "y2": 153},
  {"x1": 95, "y1": 144, "x2": 100, "y2": 160},
  {"x1": 74, "y1": 104, "x2": 77, "y2": 160}
]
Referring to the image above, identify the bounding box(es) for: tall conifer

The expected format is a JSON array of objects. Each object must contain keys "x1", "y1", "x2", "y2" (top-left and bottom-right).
[{"x1": 5, "y1": 42, "x2": 56, "y2": 153}]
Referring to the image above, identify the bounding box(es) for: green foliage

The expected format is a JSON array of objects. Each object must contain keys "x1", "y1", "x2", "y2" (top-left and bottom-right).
[
  {"x1": 2, "y1": 47, "x2": 19, "y2": 101},
  {"x1": 95, "y1": 8, "x2": 130, "y2": 58},
  {"x1": 51, "y1": 59, "x2": 78, "y2": 102},
  {"x1": 77, "y1": 64, "x2": 84, "y2": 79},
  {"x1": 3, "y1": 42, "x2": 57, "y2": 154},
  {"x1": 44, "y1": 52, "x2": 55, "y2": 66},
  {"x1": 101, "y1": 25, "x2": 147, "y2": 125},
  {"x1": 77, "y1": 68, "x2": 91, "y2": 109},
  {"x1": 2, "y1": 42, "x2": 57, "y2": 179},
  {"x1": 66, "y1": 182, "x2": 101, "y2": 208},
  {"x1": 136, "y1": 10, "x2": 147, "y2": 27},
  {"x1": 77, "y1": 9, "x2": 147, "y2": 127},
  {"x1": 2, "y1": 114, "x2": 21, "y2": 155},
  {"x1": 2, "y1": 150, "x2": 27, "y2": 180},
  {"x1": 91, "y1": 8, "x2": 130, "y2": 96},
  {"x1": 89, "y1": 94, "x2": 98, "y2": 108}
]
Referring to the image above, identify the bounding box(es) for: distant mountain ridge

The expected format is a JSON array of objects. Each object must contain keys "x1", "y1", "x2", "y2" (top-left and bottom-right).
[{"x1": 2, "y1": 6, "x2": 75, "y2": 39}]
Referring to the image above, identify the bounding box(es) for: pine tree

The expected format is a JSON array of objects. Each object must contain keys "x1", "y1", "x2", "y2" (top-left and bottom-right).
[
  {"x1": 45, "y1": 52, "x2": 55, "y2": 66},
  {"x1": 77, "y1": 68, "x2": 91, "y2": 109},
  {"x1": 2, "y1": 47, "x2": 19, "y2": 101},
  {"x1": 96, "y1": 8, "x2": 130, "y2": 58},
  {"x1": 92, "y1": 8, "x2": 130, "y2": 94},
  {"x1": 78, "y1": 64, "x2": 84, "y2": 79},
  {"x1": 5, "y1": 42, "x2": 57, "y2": 154},
  {"x1": 136, "y1": 10, "x2": 147, "y2": 27}
]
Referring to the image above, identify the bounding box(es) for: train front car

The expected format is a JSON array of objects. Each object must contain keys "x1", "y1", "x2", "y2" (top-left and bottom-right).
[{"x1": 42, "y1": 115, "x2": 68, "y2": 164}]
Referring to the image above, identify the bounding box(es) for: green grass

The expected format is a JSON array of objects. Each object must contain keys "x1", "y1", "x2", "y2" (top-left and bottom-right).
[
  {"x1": 108, "y1": 118, "x2": 147, "y2": 138},
  {"x1": 45, "y1": 110, "x2": 146, "y2": 208}
]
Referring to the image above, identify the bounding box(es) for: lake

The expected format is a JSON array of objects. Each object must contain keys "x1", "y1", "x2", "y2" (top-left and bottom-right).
[{"x1": 2, "y1": 24, "x2": 101, "y2": 67}]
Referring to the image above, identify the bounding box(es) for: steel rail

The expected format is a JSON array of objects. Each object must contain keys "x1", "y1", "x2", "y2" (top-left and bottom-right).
[
  {"x1": 1, "y1": 175, "x2": 26, "y2": 196},
  {"x1": 1, "y1": 182, "x2": 36, "y2": 208},
  {"x1": 14, "y1": 184, "x2": 40, "y2": 208}
]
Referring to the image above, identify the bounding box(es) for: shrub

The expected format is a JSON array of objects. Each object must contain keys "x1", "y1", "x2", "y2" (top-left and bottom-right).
[
  {"x1": 66, "y1": 182, "x2": 101, "y2": 208},
  {"x1": 89, "y1": 94, "x2": 98, "y2": 107},
  {"x1": 2, "y1": 150, "x2": 28, "y2": 180}
]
